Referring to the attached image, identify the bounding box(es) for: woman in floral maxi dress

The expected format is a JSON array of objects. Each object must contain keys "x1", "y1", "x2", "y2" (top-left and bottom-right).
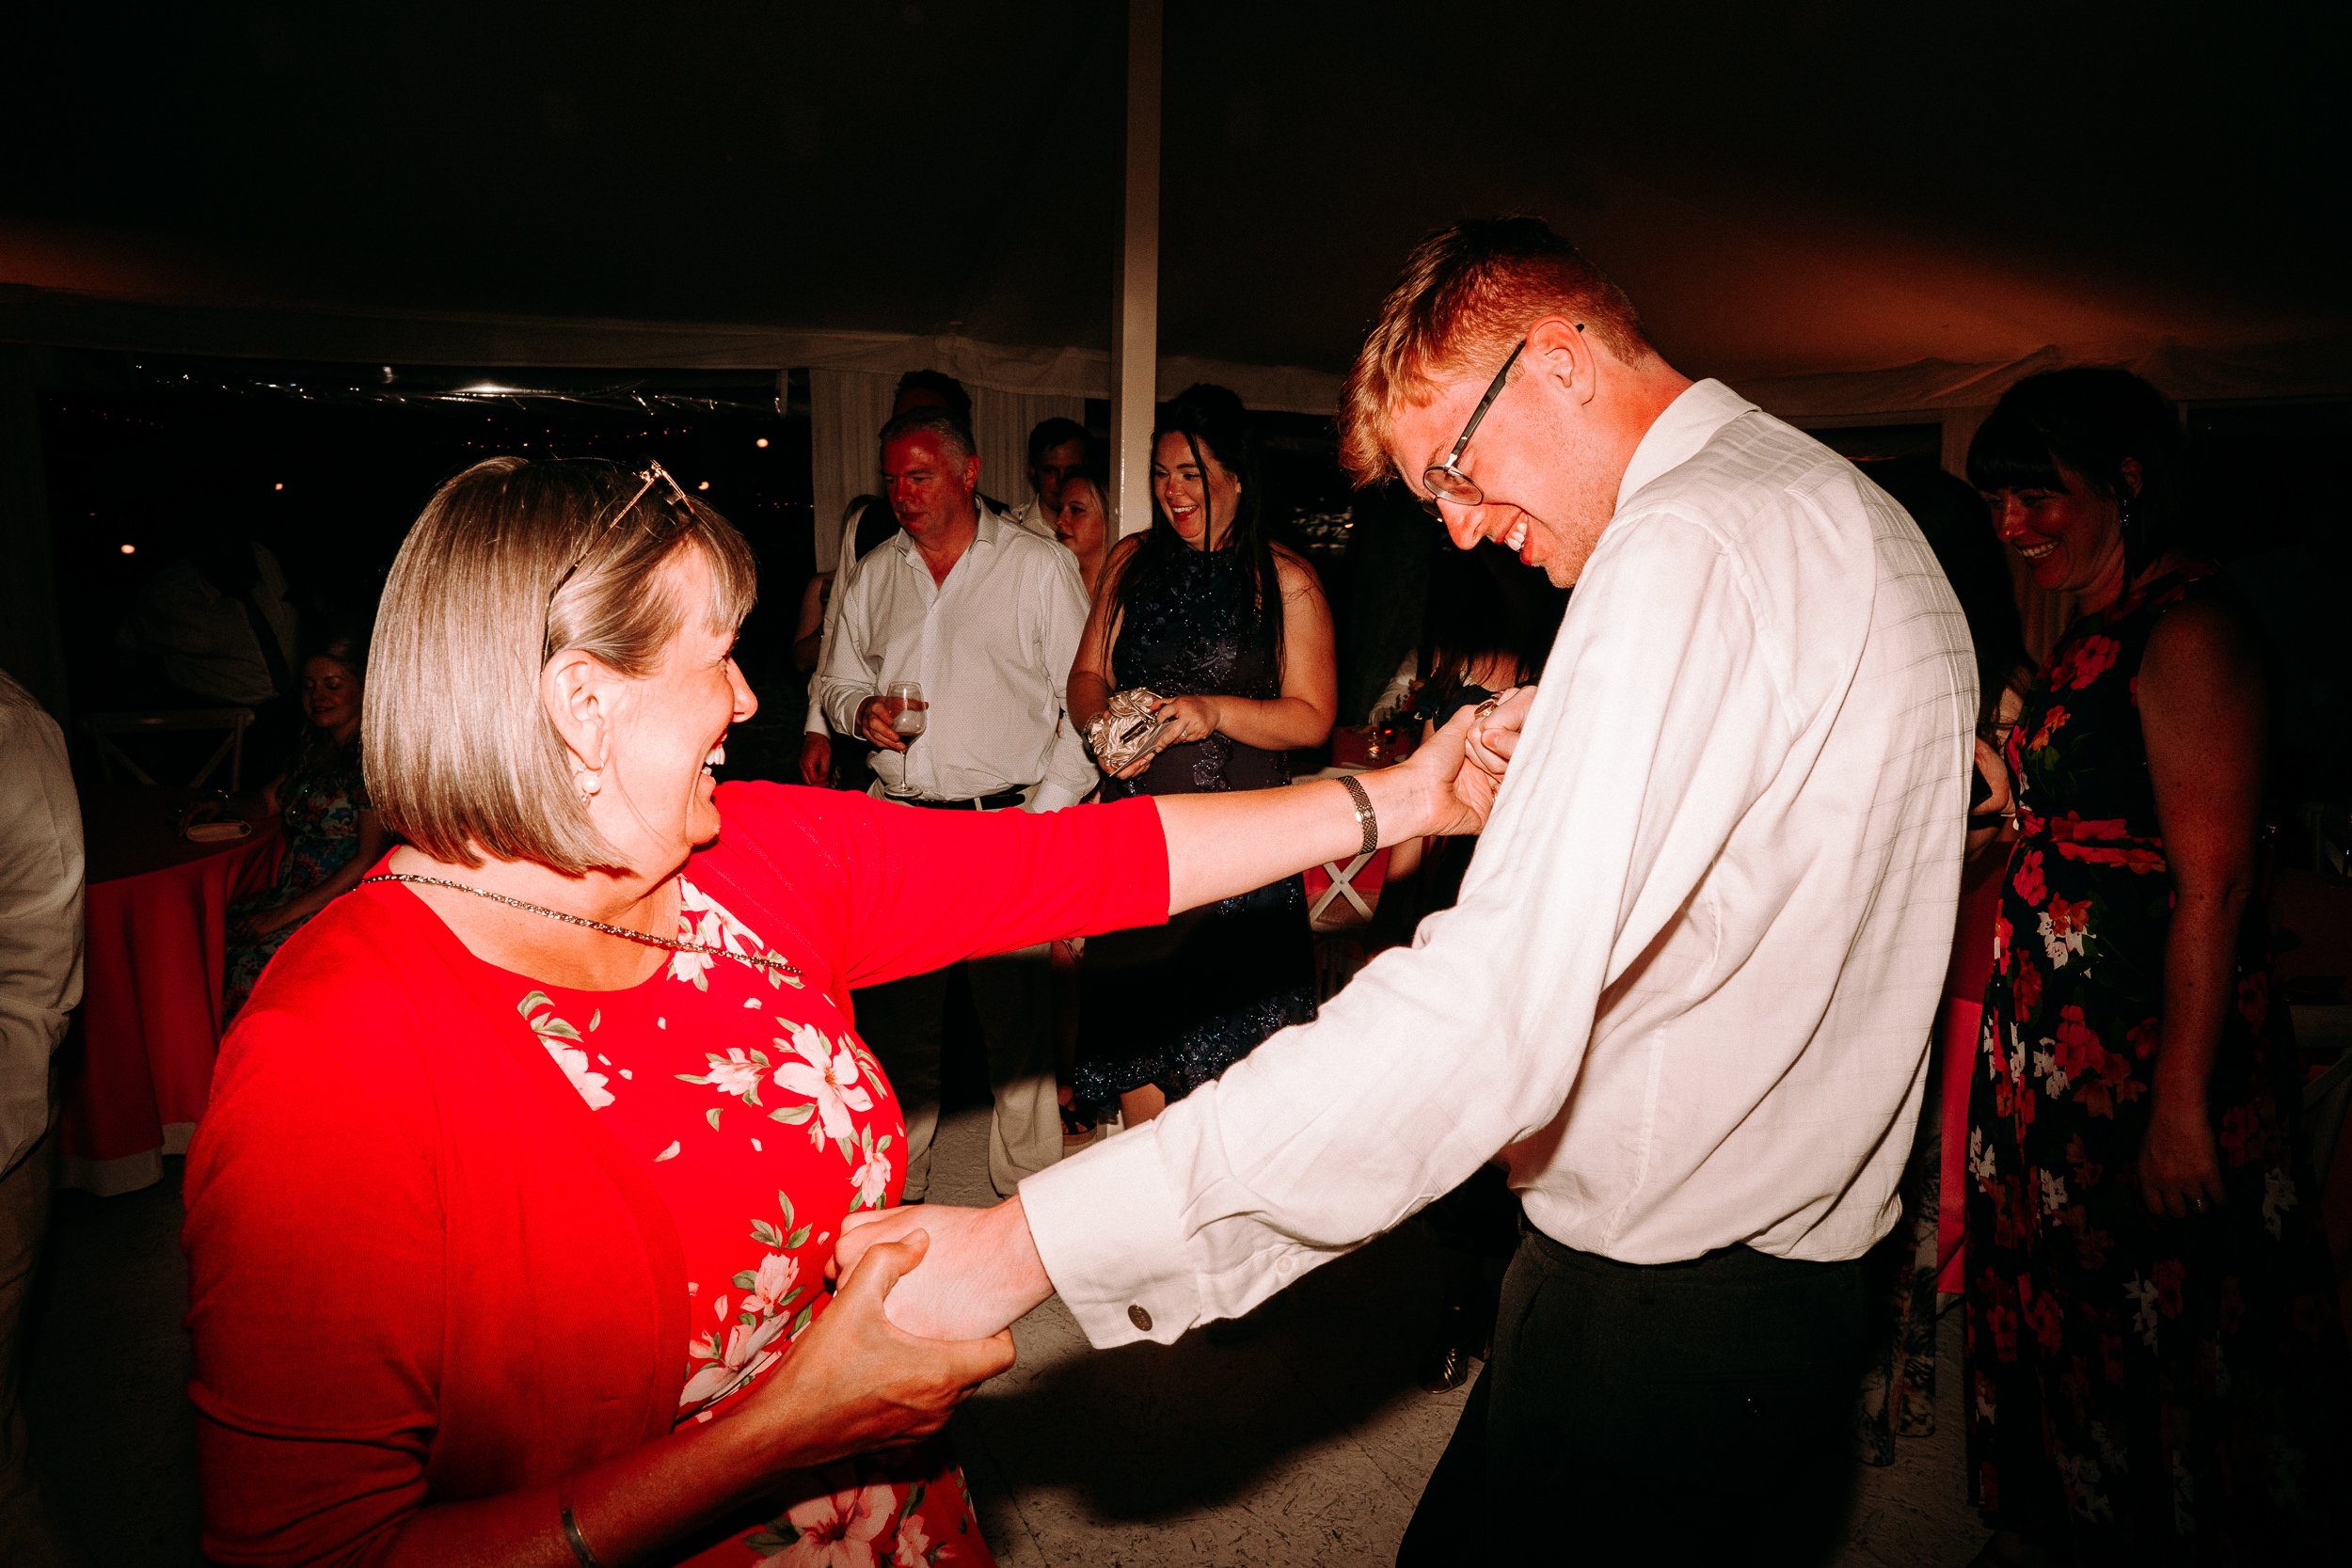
[{"x1": 1963, "y1": 370, "x2": 2347, "y2": 1566}]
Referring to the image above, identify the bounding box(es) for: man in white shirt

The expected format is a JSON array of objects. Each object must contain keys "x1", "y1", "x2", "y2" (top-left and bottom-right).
[
  {"x1": 0, "y1": 668, "x2": 88, "y2": 1564},
  {"x1": 840, "y1": 219, "x2": 1976, "y2": 1557},
  {"x1": 799, "y1": 370, "x2": 993, "y2": 790},
  {"x1": 818, "y1": 405, "x2": 1093, "y2": 1198},
  {"x1": 1005, "y1": 418, "x2": 1089, "y2": 545}
]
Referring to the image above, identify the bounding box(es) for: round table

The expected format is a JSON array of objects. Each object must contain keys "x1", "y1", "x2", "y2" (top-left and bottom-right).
[{"x1": 57, "y1": 784, "x2": 280, "y2": 1196}]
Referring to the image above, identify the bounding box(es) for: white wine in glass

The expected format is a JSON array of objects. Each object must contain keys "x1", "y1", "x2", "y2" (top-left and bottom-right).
[{"x1": 886, "y1": 680, "x2": 929, "y2": 738}]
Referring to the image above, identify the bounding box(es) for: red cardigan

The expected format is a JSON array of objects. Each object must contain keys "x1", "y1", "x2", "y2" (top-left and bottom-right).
[{"x1": 183, "y1": 784, "x2": 1168, "y2": 1567}]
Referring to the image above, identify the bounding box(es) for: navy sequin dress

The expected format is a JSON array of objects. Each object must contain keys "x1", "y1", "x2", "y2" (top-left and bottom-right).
[{"x1": 1074, "y1": 543, "x2": 1316, "y2": 1113}]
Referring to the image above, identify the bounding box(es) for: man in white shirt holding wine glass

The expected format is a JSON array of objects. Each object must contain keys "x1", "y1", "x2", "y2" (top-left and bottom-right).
[{"x1": 815, "y1": 404, "x2": 1094, "y2": 1198}]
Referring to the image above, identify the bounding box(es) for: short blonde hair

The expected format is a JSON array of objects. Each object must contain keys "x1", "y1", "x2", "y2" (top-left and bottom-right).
[
  {"x1": 1339, "y1": 217, "x2": 1650, "y2": 486},
  {"x1": 365, "y1": 457, "x2": 759, "y2": 872}
]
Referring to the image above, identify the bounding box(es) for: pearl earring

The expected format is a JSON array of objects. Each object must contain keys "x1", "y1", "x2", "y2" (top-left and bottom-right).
[{"x1": 578, "y1": 768, "x2": 602, "y2": 798}]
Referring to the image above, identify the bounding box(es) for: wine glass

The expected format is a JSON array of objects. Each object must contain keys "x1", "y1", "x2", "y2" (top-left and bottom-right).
[{"x1": 885, "y1": 680, "x2": 929, "y2": 740}]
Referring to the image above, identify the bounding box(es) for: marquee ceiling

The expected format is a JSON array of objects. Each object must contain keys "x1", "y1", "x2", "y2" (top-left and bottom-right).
[{"x1": 4, "y1": 2, "x2": 2344, "y2": 394}]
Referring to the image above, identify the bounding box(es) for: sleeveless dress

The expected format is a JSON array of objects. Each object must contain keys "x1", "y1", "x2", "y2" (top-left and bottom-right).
[
  {"x1": 1073, "y1": 544, "x2": 1316, "y2": 1111},
  {"x1": 1964, "y1": 564, "x2": 2348, "y2": 1561}
]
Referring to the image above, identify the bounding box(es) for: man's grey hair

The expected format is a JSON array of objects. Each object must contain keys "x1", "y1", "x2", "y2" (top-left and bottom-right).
[{"x1": 878, "y1": 406, "x2": 977, "y2": 466}]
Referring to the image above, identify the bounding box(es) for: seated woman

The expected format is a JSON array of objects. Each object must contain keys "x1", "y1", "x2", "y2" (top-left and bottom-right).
[
  {"x1": 183, "y1": 456, "x2": 1513, "y2": 1567},
  {"x1": 222, "y1": 630, "x2": 387, "y2": 1022}
]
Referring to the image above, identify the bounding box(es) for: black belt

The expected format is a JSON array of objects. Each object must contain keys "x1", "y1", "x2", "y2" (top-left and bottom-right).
[{"x1": 898, "y1": 787, "x2": 1029, "y2": 812}]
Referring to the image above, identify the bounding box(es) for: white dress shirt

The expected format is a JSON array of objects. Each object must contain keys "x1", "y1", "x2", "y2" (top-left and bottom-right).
[
  {"x1": 804, "y1": 499, "x2": 1076, "y2": 737},
  {"x1": 1005, "y1": 497, "x2": 1064, "y2": 544},
  {"x1": 0, "y1": 670, "x2": 87, "y2": 1176},
  {"x1": 1022, "y1": 380, "x2": 1978, "y2": 1345},
  {"x1": 817, "y1": 508, "x2": 1096, "y2": 812}
]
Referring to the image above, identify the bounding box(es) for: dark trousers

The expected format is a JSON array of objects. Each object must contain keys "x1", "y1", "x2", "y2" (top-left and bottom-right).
[
  {"x1": 1, "y1": 1130, "x2": 88, "y2": 1566},
  {"x1": 851, "y1": 945, "x2": 1057, "y2": 1201},
  {"x1": 1398, "y1": 1229, "x2": 1867, "y2": 1567}
]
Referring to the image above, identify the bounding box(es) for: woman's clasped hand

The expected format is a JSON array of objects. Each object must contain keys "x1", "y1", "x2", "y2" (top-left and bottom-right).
[{"x1": 729, "y1": 1229, "x2": 1013, "y2": 1467}]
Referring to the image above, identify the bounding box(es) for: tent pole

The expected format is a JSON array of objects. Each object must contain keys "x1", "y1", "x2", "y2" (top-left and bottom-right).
[{"x1": 1110, "y1": 0, "x2": 1161, "y2": 537}]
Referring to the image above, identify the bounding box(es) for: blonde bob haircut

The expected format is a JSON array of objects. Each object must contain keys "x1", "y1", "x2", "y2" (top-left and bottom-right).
[{"x1": 364, "y1": 456, "x2": 759, "y2": 873}]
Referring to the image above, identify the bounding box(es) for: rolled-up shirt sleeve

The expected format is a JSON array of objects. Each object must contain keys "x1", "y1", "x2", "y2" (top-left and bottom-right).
[{"x1": 1021, "y1": 515, "x2": 1792, "y2": 1345}]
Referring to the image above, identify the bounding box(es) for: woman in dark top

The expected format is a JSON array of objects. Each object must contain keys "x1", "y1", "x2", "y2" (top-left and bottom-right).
[
  {"x1": 223, "y1": 631, "x2": 386, "y2": 1021},
  {"x1": 1963, "y1": 369, "x2": 2348, "y2": 1566},
  {"x1": 1381, "y1": 542, "x2": 1561, "y2": 1393},
  {"x1": 1066, "y1": 385, "x2": 1337, "y2": 1127}
]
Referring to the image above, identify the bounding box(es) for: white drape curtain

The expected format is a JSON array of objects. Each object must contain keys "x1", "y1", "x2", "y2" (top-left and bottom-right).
[
  {"x1": 807, "y1": 369, "x2": 899, "y2": 570},
  {"x1": 807, "y1": 368, "x2": 1083, "y2": 570},
  {"x1": 970, "y1": 383, "x2": 1087, "y2": 520}
]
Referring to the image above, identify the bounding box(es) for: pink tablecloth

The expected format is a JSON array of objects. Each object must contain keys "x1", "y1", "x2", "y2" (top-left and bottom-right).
[{"x1": 57, "y1": 790, "x2": 280, "y2": 1195}]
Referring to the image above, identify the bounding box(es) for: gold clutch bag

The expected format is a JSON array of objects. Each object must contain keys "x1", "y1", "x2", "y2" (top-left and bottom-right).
[{"x1": 1087, "y1": 687, "x2": 1169, "y2": 774}]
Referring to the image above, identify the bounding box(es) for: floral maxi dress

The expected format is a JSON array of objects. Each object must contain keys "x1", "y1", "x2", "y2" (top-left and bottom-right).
[{"x1": 1963, "y1": 565, "x2": 2348, "y2": 1562}]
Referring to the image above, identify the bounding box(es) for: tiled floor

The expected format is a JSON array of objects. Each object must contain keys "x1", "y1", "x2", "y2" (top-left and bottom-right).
[{"x1": 22, "y1": 1105, "x2": 1987, "y2": 1565}]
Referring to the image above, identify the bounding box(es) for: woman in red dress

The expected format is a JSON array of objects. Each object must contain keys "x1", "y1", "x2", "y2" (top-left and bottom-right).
[{"x1": 183, "y1": 457, "x2": 1514, "y2": 1568}]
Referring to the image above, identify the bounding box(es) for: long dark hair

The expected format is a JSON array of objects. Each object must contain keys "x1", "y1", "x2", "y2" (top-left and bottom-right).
[
  {"x1": 1112, "y1": 384, "x2": 1285, "y2": 672},
  {"x1": 1966, "y1": 366, "x2": 2187, "y2": 586},
  {"x1": 1418, "y1": 542, "x2": 1565, "y2": 715}
]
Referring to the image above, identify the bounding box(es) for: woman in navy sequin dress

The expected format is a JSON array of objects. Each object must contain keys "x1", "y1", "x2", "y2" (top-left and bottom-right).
[{"x1": 1067, "y1": 386, "x2": 1337, "y2": 1126}]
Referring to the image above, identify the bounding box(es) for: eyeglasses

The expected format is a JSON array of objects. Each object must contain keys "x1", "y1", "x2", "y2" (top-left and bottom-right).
[
  {"x1": 1417, "y1": 326, "x2": 1579, "y2": 515},
  {"x1": 543, "y1": 459, "x2": 696, "y2": 651},
  {"x1": 1419, "y1": 341, "x2": 1523, "y2": 515}
]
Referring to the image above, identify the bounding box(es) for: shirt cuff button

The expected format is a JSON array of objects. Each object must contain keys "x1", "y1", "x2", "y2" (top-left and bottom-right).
[{"x1": 1127, "y1": 1304, "x2": 1152, "y2": 1332}]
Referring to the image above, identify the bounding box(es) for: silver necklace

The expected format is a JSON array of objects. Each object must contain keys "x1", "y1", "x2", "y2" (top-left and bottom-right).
[{"x1": 360, "y1": 873, "x2": 803, "y2": 981}]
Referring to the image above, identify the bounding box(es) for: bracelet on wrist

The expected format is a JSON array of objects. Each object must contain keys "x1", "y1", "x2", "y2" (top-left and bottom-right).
[
  {"x1": 1339, "y1": 773, "x2": 1379, "y2": 857},
  {"x1": 560, "y1": 1495, "x2": 608, "y2": 1568}
]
